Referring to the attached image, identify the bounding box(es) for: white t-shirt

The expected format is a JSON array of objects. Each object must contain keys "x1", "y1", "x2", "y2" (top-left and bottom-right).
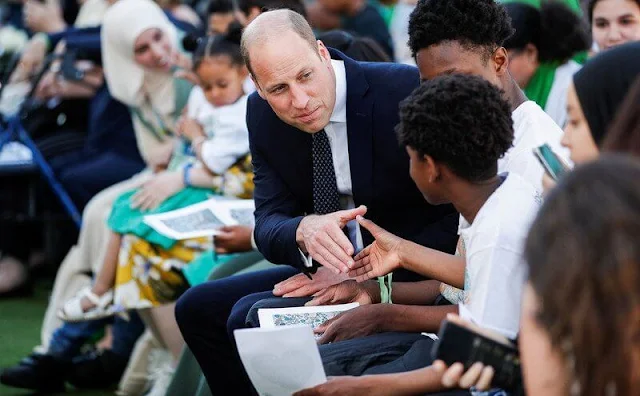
[
  {"x1": 186, "y1": 87, "x2": 249, "y2": 175},
  {"x1": 544, "y1": 60, "x2": 582, "y2": 128},
  {"x1": 458, "y1": 173, "x2": 542, "y2": 339},
  {"x1": 501, "y1": 100, "x2": 571, "y2": 192}
]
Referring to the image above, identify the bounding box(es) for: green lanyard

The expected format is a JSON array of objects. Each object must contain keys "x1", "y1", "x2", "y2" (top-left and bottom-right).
[
  {"x1": 378, "y1": 273, "x2": 393, "y2": 304},
  {"x1": 131, "y1": 98, "x2": 173, "y2": 142}
]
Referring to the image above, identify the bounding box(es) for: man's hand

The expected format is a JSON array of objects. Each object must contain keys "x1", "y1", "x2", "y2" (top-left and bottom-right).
[
  {"x1": 349, "y1": 216, "x2": 405, "y2": 282},
  {"x1": 296, "y1": 206, "x2": 367, "y2": 274},
  {"x1": 214, "y1": 225, "x2": 253, "y2": 254},
  {"x1": 131, "y1": 171, "x2": 184, "y2": 211},
  {"x1": 316, "y1": 304, "x2": 388, "y2": 344},
  {"x1": 293, "y1": 376, "x2": 383, "y2": 396},
  {"x1": 306, "y1": 280, "x2": 379, "y2": 306},
  {"x1": 273, "y1": 267, "x2": 348, "y2": 298}
]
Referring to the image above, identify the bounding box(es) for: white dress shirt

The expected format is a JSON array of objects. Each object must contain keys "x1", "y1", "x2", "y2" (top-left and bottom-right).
[{"x1": 300, "y1": 60, "x2": 364, "y2": 267}]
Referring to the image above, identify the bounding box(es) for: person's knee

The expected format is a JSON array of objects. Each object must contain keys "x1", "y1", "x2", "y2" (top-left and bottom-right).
[
  {"x1": 81, "y1": 192, "x2": 109, "y2": 227},
  {"x1": 174, "y1": 285, "x2": 205, "y2": 334},
  {"x1": 245, "y1": 296, "x2": 311, "y2": 328}
]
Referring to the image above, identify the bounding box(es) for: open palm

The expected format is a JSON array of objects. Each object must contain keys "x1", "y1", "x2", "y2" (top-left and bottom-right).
[{"x1": 349, "y1": 216, "x2": 404, "y2": 282}]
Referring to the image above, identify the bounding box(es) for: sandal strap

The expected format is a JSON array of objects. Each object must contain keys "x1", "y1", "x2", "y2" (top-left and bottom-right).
[{"x1": 82, "y1": 288, "x2": 113, "y2": 308}]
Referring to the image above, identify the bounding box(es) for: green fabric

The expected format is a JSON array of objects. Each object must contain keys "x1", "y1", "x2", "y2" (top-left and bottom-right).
[
  {"x1": 498, "y1": 0, "x2": 581, "y2": 13},
  {"x1": 378, "y1": 273, "x2": 393, "y2": 304},
  {"x1": 524, "y1": 61, "x2": 559, "y2": 110},
  {"x1": 182, "y1": 250, "x2": 239, "y2": 286},
  {"x1": 108, "y1": 187, "x2": 214, "y2": 250}
]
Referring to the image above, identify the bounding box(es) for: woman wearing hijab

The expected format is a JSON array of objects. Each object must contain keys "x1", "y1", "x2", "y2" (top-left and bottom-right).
[
  {"x1": 561, "y1": 41, "x2": 640, "y2": 164},
  {"x1": 502, "y1": 1, "x2": 591, "y2": 127}
]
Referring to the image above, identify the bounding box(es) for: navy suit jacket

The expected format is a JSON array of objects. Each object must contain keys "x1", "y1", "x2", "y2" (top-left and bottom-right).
[{"x1": 248, "y1": 50, "x2": 459, "y2": 276}]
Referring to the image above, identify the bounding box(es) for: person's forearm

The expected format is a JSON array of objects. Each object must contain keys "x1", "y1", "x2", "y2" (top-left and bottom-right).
[
  {"x1": 388, "y1": 280, "x2": 442, "y2": 305},
  {"x1": 365, "y1": 366, "x2": 447, "y2": 395},
  {"x1": 187, "y1": 166, "x2": 215, "y2": 188},
  {"x1": 378, "y1": 303, "x2": 457, "y2": 334},
  {"x1": 398, "y1": 240, "x2": 465, "y2": 289}
]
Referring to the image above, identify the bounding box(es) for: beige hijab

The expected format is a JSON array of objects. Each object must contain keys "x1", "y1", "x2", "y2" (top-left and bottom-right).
[
  {"x1": 74, "y1": 0, "x2": 110, "y2": 27},
  {"x1": 101, "y1": 0, "x2": 177, "y2": 115}
]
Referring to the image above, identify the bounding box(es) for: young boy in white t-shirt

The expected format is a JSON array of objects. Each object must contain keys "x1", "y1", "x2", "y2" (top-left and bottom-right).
[{"x1": 298, "y1": 74, "x2": 541, "y2": 394}]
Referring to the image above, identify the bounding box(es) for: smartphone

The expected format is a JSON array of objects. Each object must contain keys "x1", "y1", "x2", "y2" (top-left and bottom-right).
[
  {"x1": 431, "y1": 319, "x2": 524, "y2": 395},
  {"x1": 533, "y1": 144, "x2": 567, "y2": 182}
]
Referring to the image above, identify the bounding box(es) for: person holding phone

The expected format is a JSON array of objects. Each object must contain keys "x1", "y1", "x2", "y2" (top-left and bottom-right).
[
  {"x1": 541, "y1": 41, "x2": 640, "y2": 193},
  {"x1": 434, "y1": 156, "x2": 640, "y2": 395},
  {"x1": 296, "y1": 73, "x2": 541, "y2": 396}
]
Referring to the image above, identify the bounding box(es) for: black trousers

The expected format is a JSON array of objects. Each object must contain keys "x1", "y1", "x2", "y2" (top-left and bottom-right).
[{"x1": 175, "y1": 265, "x2": 298, "y2": 395}]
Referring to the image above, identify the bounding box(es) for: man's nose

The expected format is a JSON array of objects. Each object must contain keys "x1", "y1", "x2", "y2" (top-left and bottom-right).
[{"x1": 290, "y1": 85, "x2": 310, "y2": 109}]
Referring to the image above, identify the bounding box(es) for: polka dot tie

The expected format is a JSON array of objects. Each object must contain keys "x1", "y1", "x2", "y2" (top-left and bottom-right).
[{"x1": 312, "y1": 130, "x2": 341, "y2": 215}]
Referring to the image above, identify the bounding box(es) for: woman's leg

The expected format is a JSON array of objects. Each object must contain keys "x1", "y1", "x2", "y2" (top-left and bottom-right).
[
  {"x1": 79, "y1": 231, "x2": 121, "y2": 311},
  {"x1": 139, "y1": 303, "x2": 184, "y2": 363}
]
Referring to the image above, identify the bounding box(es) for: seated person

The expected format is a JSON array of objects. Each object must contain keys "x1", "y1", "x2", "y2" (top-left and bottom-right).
[
  {"x1": 296, "y1": 73, "x2": 541, "y2": 395},
  {"x1": 207, "y1": 0, "x2": 235, "y2": 35},
  {"x1": 267, "y1": 0, "x2": 569, "y2": 346},
  {"x1": 308, "y1": 0, "x2": 394, "y2": 59},
  {"x1": 433, "y1": 156, "x2": 640, "y2": 394},
  {"x1": 503, "y1": 1, "x2": 590, "y2": 127},
  {"x1": 317, "y1": 29, "x2": 391, "y2": 62},
  {"x1": 59, "y1": 26, "x2": 254, "y2": 333},
  {"x1": 234, "y1": 0, "x2": 307, "y2": 26}
]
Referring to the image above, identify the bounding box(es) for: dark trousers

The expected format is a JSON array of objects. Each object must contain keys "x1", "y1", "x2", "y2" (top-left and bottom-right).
[
  {"x1": 245, "y1": 296, "x2": 429, "y2": 376},
  {"x1": 174, "y1": 265, "x2": 298, "y2": 395}
]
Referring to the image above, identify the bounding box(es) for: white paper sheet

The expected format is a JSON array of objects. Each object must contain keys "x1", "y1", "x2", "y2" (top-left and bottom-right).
[
  {"x1": 234, "y1": 325, "x2": 327, "y2": 396},
  {"x1": 142, "y1": 198, "x2": 254, "y2": 240},
  {"x1": 258, "y1": 303, "x2": 360, "y2": 337}
]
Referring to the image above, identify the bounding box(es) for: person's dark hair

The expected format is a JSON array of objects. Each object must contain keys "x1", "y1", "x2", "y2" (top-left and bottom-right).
[
  {"x1": 588, "y1": 0, "x2": 640, "y2": 23},
  {"x1": 573, "y1": 41, "x2": 640, "y2": 145},
  {"x1": 317, "y1": 30, "x2": 391, "y2": 62},
  {"x1": 208, "y1": 0, "x2": 234, "y2": 15},
  {"x1": 504, "y1": 1, "x2": 591, "y2": 63},
  {"x1": 193, "y1": 22, "x2": 244, "y2": 70},
  {"x1": 236, "y1": 0, "x2": 307, "y2": 19},
  {"x1": 396, "y1": 74, "x2": 514, "y2": 182},
  {"x1": 408, "y1": 0, "x2": 515, "y2": 59},
  {"x1": 602, "y1": 76, "x2": 640, "y2": 157},
  {"x1": 525, "y1": 154, "x2": 640, "y2": 395}
]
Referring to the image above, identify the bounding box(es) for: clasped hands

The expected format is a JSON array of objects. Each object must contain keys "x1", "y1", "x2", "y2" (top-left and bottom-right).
[
  {"x1": 282, "y1": 206, "x2": 411, "y2": 344},
  {"x1": 295, "y1": 204, "x2": 407, "y2": 281}
]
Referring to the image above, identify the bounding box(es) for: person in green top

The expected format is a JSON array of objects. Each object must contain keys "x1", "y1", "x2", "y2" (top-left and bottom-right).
[{"x1": 503, "y1": 1, "x2": 591, "y2": 127}]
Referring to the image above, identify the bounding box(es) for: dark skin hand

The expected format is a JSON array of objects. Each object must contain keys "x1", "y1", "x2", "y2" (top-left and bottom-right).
[{"x1": 316, "y1": 304, "x2": 390, "y2": 344}]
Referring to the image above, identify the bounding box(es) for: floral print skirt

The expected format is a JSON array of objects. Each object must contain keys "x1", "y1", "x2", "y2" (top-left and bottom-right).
[{"x1": 113, "y1": 234, "x2": 213, "y2": 310}]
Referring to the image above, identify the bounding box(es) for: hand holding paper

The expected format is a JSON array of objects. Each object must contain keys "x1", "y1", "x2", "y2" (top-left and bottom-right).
[{"x1": 234, "y1": 326, "x2": 327, "y2": 396}]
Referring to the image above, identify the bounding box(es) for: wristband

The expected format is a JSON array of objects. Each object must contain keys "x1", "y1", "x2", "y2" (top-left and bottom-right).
[{"x1": 183, "y1": 163, "x2": 194, "y2": 187}]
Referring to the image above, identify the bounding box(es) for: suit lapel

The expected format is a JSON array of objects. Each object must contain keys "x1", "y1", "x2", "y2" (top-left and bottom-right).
[{"x1": 341, "y1": 52, "x2": 374, "y2": 209}]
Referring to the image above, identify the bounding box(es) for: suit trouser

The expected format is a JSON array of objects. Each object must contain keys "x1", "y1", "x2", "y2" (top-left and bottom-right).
[
  {"x1": 246, "y1": 297, "x2": 474, "y2": 396},
  {"x1": 175, "y1": 265, "x2": 298, "y2": 395},
  {"x1": 246, "y1": 297, "x2": 428, "y2": 375}
]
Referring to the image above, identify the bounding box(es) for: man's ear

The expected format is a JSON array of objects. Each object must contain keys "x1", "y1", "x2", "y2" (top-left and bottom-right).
[
  {"x1": 493, "y1": 47, "x2": 509, "y2": 76},
  {"x1": 317, "y1": 40, "x2": 332, "y2": 63},
  {"x1": 424, "y1": 155, "x2": 440, "y2": 183}
]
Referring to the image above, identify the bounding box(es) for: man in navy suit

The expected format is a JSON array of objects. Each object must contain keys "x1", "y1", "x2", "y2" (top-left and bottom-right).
[{"x1": 175, "y1": 9, "x2": 458, "y2": 393}]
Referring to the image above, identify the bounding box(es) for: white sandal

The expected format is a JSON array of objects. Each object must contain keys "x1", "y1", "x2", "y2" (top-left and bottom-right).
[{"x1": 57, "y1": 287, "x2": 116, "y2": 322}]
